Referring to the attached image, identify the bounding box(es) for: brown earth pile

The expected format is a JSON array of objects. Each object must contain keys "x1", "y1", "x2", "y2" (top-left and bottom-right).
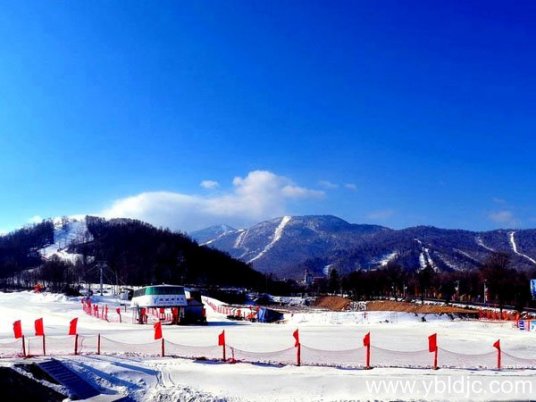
[
  {"x1": 313, "y1": 296, "x2": 351, "y2": 311},
  {"x1": 314, "y1": 296, "x2": 477, "y2": 314},
  {"x1": 366, "y1": 300, "x2": 477, "y2": 314}
]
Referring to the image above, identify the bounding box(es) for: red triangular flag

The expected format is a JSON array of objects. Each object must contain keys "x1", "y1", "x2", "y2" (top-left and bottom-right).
[
  {"x1": 68, "y1": 318, "x2": 78, "y2": 335},
  {"x1": 13, "y1": 320, "x2": 23, "y2": 339},
  {"x1": 363, "y1": 332, "x2": 370, "y2": 347},
  {"x1": 428, "y1": 333, "x2": 437, "y2": 352},
  {"x1": 493, "y1": 339, "x2": 501, "y2": 350},
  {"x1": 293, "y1": 329, "x2": 300, "y2": 346},
  {"x1": 116, "y1": 307, "x2": 121, "y2": 315},
  {"x1": 154, "y1": 321, "x2": 163, "y2": 340},
  {"x1": 218, "y1": 330, "x2": 225, "y2": 346},
  {"x1": 35, "y1": 318, "x2": 45, "y2": 336}
]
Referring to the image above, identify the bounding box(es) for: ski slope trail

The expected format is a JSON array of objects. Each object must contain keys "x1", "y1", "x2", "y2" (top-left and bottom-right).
[
  {"x1": 476, "y1": 236, "x2": 495, "y2": 252},
  {"x1": 415, "y1": 239, "x2": 436, "y2": 271},
  {"x1": 202, "y1": 230, "x2": 232, "y2": 246},
  {"x1": 233, "y1": 229, "x2": 247, "y2": 249},
  {"x1": 248, "y1": 216, "x2": 292, "y2": 263},
  {"x1": 378, "y1": 251, "x2": 398, "y2": 267},
  {"x1": 40, "y1": 218, "x2": 91, "y2": 263},
  {"x1": 509, "y1": 231, "x2": 536, "y2": 265}
]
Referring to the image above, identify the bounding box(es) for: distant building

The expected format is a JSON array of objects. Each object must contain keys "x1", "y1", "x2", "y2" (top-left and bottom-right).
[{"x1": 303, "y1": 269, "x2": 314, "y2": 286}]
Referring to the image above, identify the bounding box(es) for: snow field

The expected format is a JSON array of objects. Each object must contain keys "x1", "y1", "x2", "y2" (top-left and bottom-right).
[{"x1": 0, "y1": 291, "x2": 535, "y2": 400}]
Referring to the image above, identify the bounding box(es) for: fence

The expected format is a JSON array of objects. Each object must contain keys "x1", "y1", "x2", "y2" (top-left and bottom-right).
[
  {"x1": 478, "y1": 309, "x2": 521, "y2": 321},
  {"x1": 203, "y1": 298, "x2": 258, "y2": 321},
  {"x1": 2, "y1": 299, "x2": 534, "y2": 369},
  {"x1": 82, "y1": 299, "x2": 177, "y2": 325},
  {"x1": 1, "y1": 333, "x2": 536, "y2": 370},
  {"x1": 82, "y1": 299, "x2": 128, "y2": 323}
]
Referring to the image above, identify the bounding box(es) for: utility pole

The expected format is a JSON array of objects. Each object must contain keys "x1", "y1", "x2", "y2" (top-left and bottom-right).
[{"x1": 100, "y1": 262, "x2": 104, "y2": 296}]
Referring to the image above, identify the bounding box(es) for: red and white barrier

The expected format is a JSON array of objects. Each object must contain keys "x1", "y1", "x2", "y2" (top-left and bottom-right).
[{"x1": 2, "y1": 320, "x2": 536, "y2": 370}]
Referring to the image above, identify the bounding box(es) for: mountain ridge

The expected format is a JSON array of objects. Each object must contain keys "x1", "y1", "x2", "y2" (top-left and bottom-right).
[
  {"x1": 3, "y1": 214, "x2": 535, "y2": 282},
  {"x1": 190, "y1": 215, "x2": 536, "y2": 278}
]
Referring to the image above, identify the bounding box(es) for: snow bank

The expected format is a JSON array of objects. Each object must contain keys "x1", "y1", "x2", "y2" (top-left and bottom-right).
[{"x1": 285, "y1": 311, "x2": 453, "y2": 326}]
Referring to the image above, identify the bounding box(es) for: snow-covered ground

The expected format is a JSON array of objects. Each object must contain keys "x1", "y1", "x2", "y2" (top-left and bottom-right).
[
  {"x1": 39, "y1": 218, "x2": 91, "y2": 263},
  {"x1": 0, "y1": 291, "x2": 535, "y2": 401}
]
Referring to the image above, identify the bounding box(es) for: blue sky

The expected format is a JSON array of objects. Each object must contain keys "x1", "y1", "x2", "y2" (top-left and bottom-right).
[{"x1": 1, "y1": 1, "x2": 535, "y2": 233}]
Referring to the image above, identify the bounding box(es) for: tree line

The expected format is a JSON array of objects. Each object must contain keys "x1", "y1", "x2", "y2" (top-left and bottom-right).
[{"x1": 332, "y1": 252, "x2": 535, "y2": 311}]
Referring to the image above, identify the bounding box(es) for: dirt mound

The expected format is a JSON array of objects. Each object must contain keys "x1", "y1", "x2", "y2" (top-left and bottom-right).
[
  {"x1": 313, "y1": 297, "x2": 478, "y2": 314},
  {"x1": 313, "y1": 296, "x2": 351, "y2": 311},
  {"x1": 366, "y1": 300, "x2": 477, "y2": 314}
]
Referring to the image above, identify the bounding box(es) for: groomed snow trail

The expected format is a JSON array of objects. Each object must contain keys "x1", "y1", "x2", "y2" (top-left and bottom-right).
[
  {"x1": 416, "y1": 239, "x2": 436, "y2": 270},
  {"x1": 509, "y1": 231, "x2": 536, "y2": 265},
  {"x1": 202, "y1": 230, "x2": 233, "y2": 246},
  {"x1": 40, "y1": 219, "x2": 91, "y2": 263},
  {"x1": 378, "y1": 251, "x2": 398, "y2": 267},
  {"x1": 248, "y1": 216, "x2": 291, "y2": 263},
  {"x1": 476, "y1": 236, "x2": 495, "y2": 252},
  {"x1": 233, "y1": 230, "x2": 247, "y2": 248}
]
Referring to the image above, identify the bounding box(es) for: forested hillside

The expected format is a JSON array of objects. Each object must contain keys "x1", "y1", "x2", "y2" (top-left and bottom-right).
[
  {"x1": 0, "y1": 217, "x2": 266, "y2": 290},
  {"x1": 0, "y1": 221, "x2": 53, "y2": 278},
  {"x1": 76, "y1": 216, "x2": 264, "y2": 287}
]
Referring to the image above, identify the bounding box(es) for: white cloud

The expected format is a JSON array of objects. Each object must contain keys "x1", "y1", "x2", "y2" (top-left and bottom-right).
[
  {"x1": 344, "y1": 183, "x2": 357, "y2": 191},
  {"x1": 318, "y1": 180, "x2": 339, "y2": 189},
  {"x1": 489, "y1": 210, "x2": 518, "y2": 227},
  {"x1": 28, "y1": 215, "x2": 43, "y2": 224},
  {"x1": 366, "y1": 209, "x2": 395, "y2": 221},
  {"x1": 200, "y1": 180, "x2": 219, "y2": 189},
  {"x1": 492, "y1": 197, "x2": 507, "y2": 204},
  {"x1": 101, "y1": 170, "x2": 324, "y2": 231}
]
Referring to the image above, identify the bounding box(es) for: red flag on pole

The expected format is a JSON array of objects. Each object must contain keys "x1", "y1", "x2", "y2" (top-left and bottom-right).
[
  {"x1": 429, "y1": 333, "x2": 439, "y2": 369},
  {"x1": 116, "y1": 307, "x2": 121, "y2": 315},
  {"x1": 13, "y1": 320, "x2": 23, "y2": 339},
  {"x1": 493, "y1": 339, "x2": 502, "y2": 369},
  {"x1": 35, "y1": 318, "x2": 45, "y2": 336},
  {"x1": 428, "y1": 333, "x2": 437, "y2": 352},
  {"x1": 218, "y1": 330, "x2": 225, "y2": 346},
  {"x1": 363, "y1": 332, "x2": 370, "y2": 347},
  {"x1": 68, "y1": 318, "x2": 78, "y2": 335},
  {"x1": 293, "y1": 329, "x2": 300, "y2": 346},
  {"x1": 154, "y1": 321, "x2": 163, "y2": 340}
]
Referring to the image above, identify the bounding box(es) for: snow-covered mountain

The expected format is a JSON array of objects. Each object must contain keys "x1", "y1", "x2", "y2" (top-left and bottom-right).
[
  {"x1": 192, "y1": 224, "x2": 237, "y2": 245},
  {"x1": 190, "y1": 215, "x2": 389, "y2": 277},
  {"x1": 191, "y1": 216, "x2": 536, "y2": 278},
  {"x1": 5, "y1": 215, "x2": 536, "y2": 281}
]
